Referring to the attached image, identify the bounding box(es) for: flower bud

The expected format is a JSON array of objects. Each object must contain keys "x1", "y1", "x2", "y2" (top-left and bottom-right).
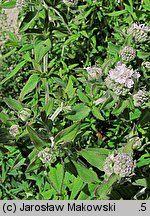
[
  {"x1": 133, "y1": 88, "x2": 148, "y2": 107},
  {"x1": 63, "y1": 0, "x2": 78, "y2": 7},
  {"x1": 127, "y1": 23, "x2": 150, "y2": 42},
  {"x1": 86, "y1": 66, "x2": 102, "y2": 80},
  {"x1": 142, "y1": 61, "x2": 150, "y2": 70},
  {"x1": 18, "y1": 108, "x2": 31, "y2": 121},
  {"x1": 120, "y1": 46, "x2": 136, "y2": 61},
  {"x1": 9, "y1": 124, "x2": 20, "y2": 137}
]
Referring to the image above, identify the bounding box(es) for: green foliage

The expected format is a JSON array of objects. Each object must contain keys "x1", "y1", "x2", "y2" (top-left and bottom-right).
[{"x1": 0, "y1": 0, "x2": 150, "y2": 200}]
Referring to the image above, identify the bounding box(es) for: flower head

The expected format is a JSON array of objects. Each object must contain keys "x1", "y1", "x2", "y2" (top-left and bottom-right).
[
  {"x1": 105, "y1": 76, "x2": 130, "y2": 96},
  {"x1": 18, "y1": 108, "x2": 31, "y2": 121},
  {"x1": 104, "y1": 152, "x2": 135, "y2": 178},
  {"x1": 86, "y1": 66, "x2": 102, "y2": 80},
  {"x1": 113, "y1": 153, "x2": 135, "y2": 177},
  {"x1": 130, "y1": 136, "x2": 142, "y2": 150},
  {"x1": 108, "y1": 62, "x2": 140, "y2": 89},
  {"x1": 63, "y1": 0, "x2": 78, "y2": 7},
  {"x1": 9, "y1": 124, "x2": 20, "y2": 137},
  {"x1": 103, "y1": 154, "x2": 115, "y2": 177},
  {"x1": 142, "y1": 61, "x2": 150, "y2": 70},
  {"x1": 38, "y1": 147, "x2": 51, "y2": 164},
  {"x1": 133, "y1": 88, "x2": 148, "y2": 107},
  {"x1": 128, "y1": 23, "x2": 150, "y2": 42},
  {"x1": 120, "y1": 46, "x2": 136, "y2": 61}
]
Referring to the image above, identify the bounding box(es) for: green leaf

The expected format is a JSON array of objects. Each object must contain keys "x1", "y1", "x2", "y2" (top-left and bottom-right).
[
  {"x1": 85, "y1": 148, "x2": 111, "y2": 154},
  {"x1": 0, "y1": 60, "x2": 26, "y2": 85},
  {"x1": 124, "y1": 1, "x2": 137, "y2": 20},
  {"x1": 41, "y1": 189, "x2": 54, "y2": 200},
  {"x1": 136, "y1": 154, "x2": 150, "y2": 168},
  {"x1": 133, "y1": 179, "x2": 147, "y2": 187},
  {"x1": 143, "y1": 0, "x2": 150, "y2": 11},
  {"x1": 137, "y1": 159, "x2": 150, "y2": 167},
  {"x1": 138, "y1": 109, "x2": 150, "y2": 126},
  {"x1": 65, "y1": 76, "x2": 76, "y2": 99},
  {"x1": 64, "y1": 34, "x2": 80, "y2": 44},
  {"x1": 6, "y1": 31, "x2": 19, "y2": 44},
  {"x1": 22, "y1": 52, "x2": 32, "y2": 62},
  {"x1": 79, "y1": 148, "x2": 110, "y2": 171},
  {"x1": 80, "y1": 30, "x2": 89, "y2": 38},
  {"x1": 137, "y1": 51, "x2": 150, "y2": 59},
  {"x1": 92, "y1": 107, "x2": 105, "y2": 120},
  {"x1": 0, "y1": 112, "x2": 9, "y2": 124},
  {"x1": 129, "y1": 109, "x2": 141, "y2": 121},
  {"x1": 72, "y1": 161, "x2": 99, "y2": 183},
  {"x1": 0, "y1": 48, "x2": 16, "y2": 61},
  {"x1": 107, "y1": 42, "x2": 120, "y2": 55},
  {"x1": 105, "y1": 10, "x2": 127, "y2": 16},
  {"x1": 4, "y1": 98, "x2": 23, "y2": 111},
  {"x1": 112, "y1": 100, "x2": 129, "y2": 115},
  {"x1": 77, "y1": 89, "x2": 90, "y2": 104},
  {"x1": 95, "y1": 174, "x2": 119, "y2": 199},
  {"x1": 48, "y1": 163, "x2": 64, "y2": 194},
  {"x1": 2, "y1": 162, "x2": 8, "y2": 183},
  {"x1": 49, "y1": 6, "x2": 70, "y2": 32},
  {"x1": 78, "y1": 183, "x2": 97, "y2": 200},
  {"x1": 54, "y1": 122, "x2": 80, "y2": 144},
  {"x1": 43, "y1": 98, "x2": 54, "y2": 116},
  {"x1": 123, "y1": 141, "x2": 134, "y2": 154},
  {"x1": 48, "y1": 57, "x2": 57, "y2": 68},
  {"x1": 0, "y1": 1, "x2": 16, "y2": 8},
  {"x1": 26, "y1": 125, "x2": 47, "y2": 150},
  {"x1": 70, "y1": 177, "x2": 84, "y2": 200},
  {"x1": 12, "y1": 153, "x2": 26, "y2": 170},
  {"x1": 66, "y1": 103, "x2": 91, "y2": 121},
  {"x1": 19, "y1": 11, "x2": 38, "y2": 32},
  {"x1": 18, "y1": 44, "x2": 34, "y2": 52},
  {"x1": 19, "y1": 74, "x2": 40, "y2": 101},
  {"x1": 34, "y1": 39, "x2": 51, "y2": 62},
  {"x1": 26, "y1": 158, "x2": 42, "y2": 173}
]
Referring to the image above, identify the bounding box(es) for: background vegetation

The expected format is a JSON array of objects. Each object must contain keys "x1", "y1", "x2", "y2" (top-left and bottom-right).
[{"x1": 0, "y1": 0, "x2": 150, "y2": 200}]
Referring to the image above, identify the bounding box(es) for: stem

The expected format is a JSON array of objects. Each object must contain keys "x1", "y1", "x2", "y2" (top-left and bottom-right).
[
  {"x1": 45, "y1": 82, "x2": 50, "y2": 104},
  {"x1": 43, "y1": 54, "x2": 49, "y2": 104},
  {"x1": 43, "y1": 53, "x2": 48, "y2": 73},
  {"x1": 50, "y1": 103, "x2": 63, "y2": 121}
]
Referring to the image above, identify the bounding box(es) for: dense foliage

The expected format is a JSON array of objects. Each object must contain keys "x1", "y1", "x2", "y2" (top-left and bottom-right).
[{"x1": 0, "y1": 0, "x2": 150, "y2": 200}]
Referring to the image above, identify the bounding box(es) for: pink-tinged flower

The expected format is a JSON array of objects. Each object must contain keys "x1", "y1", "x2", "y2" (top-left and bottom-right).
[
  {"x1": 9, "y1": 125, "x2": 20, "y2": 137},
  {"x1": 120, "y1": 46, "x2": 136, "y2": 61},
  {"x1": 133, "y1": 87, "x2": 148, "y2": 107},
  {"x1": 86, "y1": 66, "x2": 102, "y2": 80},
  {"x1": 108, "y1": 62, "x2": 140, "y2": 89},
  {"x1": 128, "y1": 23, "x2": 150, "y2": 42}
]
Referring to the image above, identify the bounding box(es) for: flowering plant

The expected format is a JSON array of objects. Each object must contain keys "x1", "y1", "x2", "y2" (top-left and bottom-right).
[{"x1": 0, "y1": 0, "x2": 149, "y2": 200}]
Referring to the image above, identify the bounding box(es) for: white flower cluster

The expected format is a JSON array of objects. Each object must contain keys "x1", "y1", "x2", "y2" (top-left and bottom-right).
[
  {"x1": 9, "y1": 125, "x2": 20, "y2": 137},
  {"x1": 105, "y1": 76, "x2": 130, "y2": 96},
  {"x1": 129, "y1": 136, "x2": 142, "y2": 150},
  {"x1": 120, "y1": 46, "x2": 136, "y2": 61},
  {"x1": 105, "y1": 62, "x2": 140, "y2": 95},
  {"x1": 142, "y1": 61, "x2": 150, "y2": 70},
  {"x1": 63, "y1": 0, "x2": 78, "y2": 7},
  {"x1": 86, "y1": 66, "x2": 102, "y2": 80},
  {"x1": 133, "y1": 88, "x2": 148, "y2": 107},
  {"x1": 104, "y1": 153, "x2": 135, "y2": 178},
  {"x1": 18, "y1": 108, "x2": 31, "y2": 122},
  {"x1": 38, "y1": 147, "x2": 52, "y2": 164},
  {"x1": 128, "y1": 23, "x2": 150, "y2": 42}
]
